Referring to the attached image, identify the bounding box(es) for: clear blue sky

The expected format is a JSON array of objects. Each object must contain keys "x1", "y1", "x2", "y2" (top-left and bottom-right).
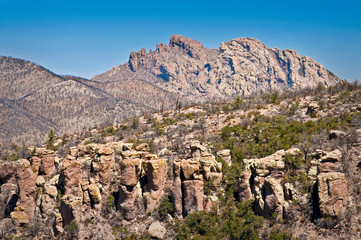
[{"x1": 0, "y1": 0, "x2": 360, "y2": 80}]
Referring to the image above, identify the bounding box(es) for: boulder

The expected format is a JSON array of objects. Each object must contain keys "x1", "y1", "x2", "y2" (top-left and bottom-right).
[
  {"x1": 98, "y1": 155, "x2": 114, "y2": 184},
  {"x1": 44, "y1": 184, "x2": 58, "y2": 198},
  {"x1": 320, "y1": 149, "x2": 342, "y2": 162},
  {"x1": 97, "y1": 145, "x2": 113, "y2": 155},
  {"x1": 60, "y1": 194, "x2": 82, "y2": 225},
  {"x1": 263, "y1": 176, "x2": 284, "y2": 219},
  {"x1": 36, "y1": 176, "x2": 46, "y2": 186},
  {"x1": 148, "y1": 221, "x2": 166, "y2": 239},
  {"x1": 41, "y1": 194, "x2": 55, "y2": 215},
  {"x1": 10, "y1": 206, "x2": 29, "y2": 225},
  {"x1": 30, "y1": 156, "x2": 41, "y2": 173},
  {"x1": 40, "y1": 151, "x2": 56, "y2": 176},
  {"x1": 181, "y1": 159, "x2": 200, "y2": 180},
  {"x1": 88, "y1": 184, "x2": 102, "y2": 205},
  {"x1": 135, "y1": 143, "x2": 150, "y2": 152},
  {"x1": 306, "y1": 101, "x2": 319, "y2": 116},
  {"x1": 54, "y1": 211, "x2": 64, "y2": 234},
  {"x1": 204, "y1": 195, "x2": 219, "y2": 214},
  {"x1": 216, "y1": 149, "x2": 232, "y2": 166},
  {"x1": 318, "y1": 162, "x2": 343, "y2": 173},
  {"x1": 238, "y1": 172, "x2": 253, "y2": 201}
]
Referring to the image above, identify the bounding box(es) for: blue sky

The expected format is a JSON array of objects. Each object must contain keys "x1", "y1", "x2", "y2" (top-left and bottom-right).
[{"x1": 0, "y1": 0, "x2": 360, "y2": 80}]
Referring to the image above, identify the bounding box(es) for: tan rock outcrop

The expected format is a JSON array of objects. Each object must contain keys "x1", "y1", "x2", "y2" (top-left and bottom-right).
[
  {"x1": 317, "y1": 172, "x2": 348, "y2": 218},
  {"x1": 315, "y1": 149, "x2": 348, "y2": 219},
  {"x1": 120, "y1": 158, "x2": 142, "y2": 186},
  {"x1": 41, "y1": 194, "x2": 55, "y2": 215},
  {"x1": 40, "y1": 150, "x2": 56, "y2": 176},
  {"x1": 204, "y1": 195, "x2": 219, "y2": 214},
  {"x1": 182, "y1": 180, "x2": 204, "y2": 216},
  {"x1": 239, "y1": 149, "x2": 299, "y2": 219},
  {"x1": 117, "y1": 184, "x2": 138, "y2": 220},
  {"x1": 61, "y1": 158, "x2": 82, "y2": 197},
  {"x1": 16, "y1": 160, "x2": 37, "y2": 217},
  {"x1": 217, "y1": 149, "x2": 232, "y2": 166},
  {"x1": 181, "y1": 159, "x2": 200, "y2": 180},
  {"x1": 143, "y1": 158, "x2": 167, "y2": 212},
  {"x1": 172, "y1": 161, "x2": 183, "y2": 218},
  {"x1": 88, "y1": 184, "x2": 102, "y2": 203}
]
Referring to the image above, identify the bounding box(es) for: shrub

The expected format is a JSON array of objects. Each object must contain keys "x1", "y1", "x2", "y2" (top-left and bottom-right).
[
  {"x1": 269, "y1": 230, "x2": 292, "y2": 240},
  {"x1": 176, "y1": 200, "x2": 264, "y2": 240},
  {"x1": 64, "y1": 220, "x2": 78, "y2": 239},
  {"x1": 159, "y1": 196, "x2": 174, "y2": 219}
]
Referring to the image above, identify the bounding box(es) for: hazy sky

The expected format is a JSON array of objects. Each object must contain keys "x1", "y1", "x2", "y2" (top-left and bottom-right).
[{"x1": 0, "y1": 0, "x2": 360, "y2": 80}]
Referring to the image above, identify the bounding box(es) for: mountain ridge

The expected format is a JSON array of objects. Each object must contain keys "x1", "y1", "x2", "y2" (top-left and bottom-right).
[
  {"x1": 92, "y1": 34, "x2": 339, "y2": 103},
  {"x1": 0, "y1": 34, "x2": 340, "y2": 145}
]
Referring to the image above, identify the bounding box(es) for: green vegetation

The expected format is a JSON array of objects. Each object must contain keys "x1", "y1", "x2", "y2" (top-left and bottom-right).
[
  {"x1": 104, "y1": 126, "x2": 119, "y2": 136},
  {"x1": 220, "y1": 111, "x2": 360, "y2": 161},
  {"x1": 46, "y1": 128, "x2": 58, "y2": 151},
  {"x1": 269, "y1": 229, "x2": 293, "y2": 240},
  {"x1": 64, "y1": 220, "x2": 78, "y2": 239},
  {"x1": 158, "y1": 196, "x2": 174, "y2": 218},
  {"x1": 176, "y1": 201, "x2": 264, "y2": 240}
]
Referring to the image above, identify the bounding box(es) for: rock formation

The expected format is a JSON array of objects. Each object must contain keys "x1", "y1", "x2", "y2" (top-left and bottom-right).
[{"x1": 93, "y1": 34, "x2": 339, "y2": 104}]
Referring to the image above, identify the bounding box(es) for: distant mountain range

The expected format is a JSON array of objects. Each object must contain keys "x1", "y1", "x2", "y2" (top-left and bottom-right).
[{"x1": 0, "y1": 35, "x2": 340, "y2": 145}]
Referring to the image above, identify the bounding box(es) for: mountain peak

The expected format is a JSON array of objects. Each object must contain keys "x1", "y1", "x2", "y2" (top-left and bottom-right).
[{"x1": 169, "y1": 34, "x2": 204, "y2": 50}]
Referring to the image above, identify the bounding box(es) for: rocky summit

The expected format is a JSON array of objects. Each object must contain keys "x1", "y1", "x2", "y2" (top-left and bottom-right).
[
  {"x1": 92, "y1": 34, "x2": 339, "y2": 103},
  {"x1": 1, "y1": 82, "x2": 360, "y2": 239}
]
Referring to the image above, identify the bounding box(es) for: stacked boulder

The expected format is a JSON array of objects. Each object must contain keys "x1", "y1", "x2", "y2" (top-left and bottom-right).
[
  {"x1": 173, "y1": 140, "x2": 223, "y2": 217},
  {"x1": 313, "y1": 149, "x2": 348, "y2": 219},
  {"x1": 239, "y1": 149, "x2": 299, "y2": 219},
  {"x1": 117, "y1": 143, "x2": 167, "y2": 220},
  {"x1": 238, "y1": 148, "x2": 349, "y2": 220}
]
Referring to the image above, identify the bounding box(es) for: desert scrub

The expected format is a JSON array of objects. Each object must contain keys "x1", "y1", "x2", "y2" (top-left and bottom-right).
[
  {"x1": 163, "y1": 117, "x2": 177, "y2": 126},
  {"x1": 176, "y1": 200, "x2": 263, "y2": 240},
  {"x1": 158, "y1": 196, "x2": 174, "y2": 219}
]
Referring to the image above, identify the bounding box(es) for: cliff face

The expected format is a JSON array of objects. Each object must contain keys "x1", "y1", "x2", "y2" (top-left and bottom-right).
[
  {"x1": 93, "y1": 34, "x2": 339, "y2": 102},
  {"x1": 0, "y1": 141, "x2": 358, "y2": 239}
]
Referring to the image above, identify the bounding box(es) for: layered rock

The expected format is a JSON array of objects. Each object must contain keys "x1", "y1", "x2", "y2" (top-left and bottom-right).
[
  {"x1": 143, "y1": 158, "x2": 167, "y2": 212},
  {"x1": 239, "y1": 149, "x2": 294, "y2": 219},
  {"x1": 315, "y1": 149, "x2": 348, "y2": 218},
  {"x1": 173, "y1": 140, "x2": 223, "y2": 217},
  {"x1": 239, "y1": 148, "x2": 349, "y2": 221}
]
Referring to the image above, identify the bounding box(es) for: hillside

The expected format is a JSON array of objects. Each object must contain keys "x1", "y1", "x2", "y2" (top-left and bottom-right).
[
  {"x1": 0, "y1": 57, "x2": 150, "y2": 146},
  {"x1": 0, "y1": 35, "x2": 340, "y2": 146},
  {"x1": 0, "y1": 81, "x2": 360, "y2": 239}
]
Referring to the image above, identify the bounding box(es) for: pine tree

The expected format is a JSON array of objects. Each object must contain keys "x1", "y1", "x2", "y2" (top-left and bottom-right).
[{"x1": 46, "y1": 128, "x2": 56, "y2": 150}]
